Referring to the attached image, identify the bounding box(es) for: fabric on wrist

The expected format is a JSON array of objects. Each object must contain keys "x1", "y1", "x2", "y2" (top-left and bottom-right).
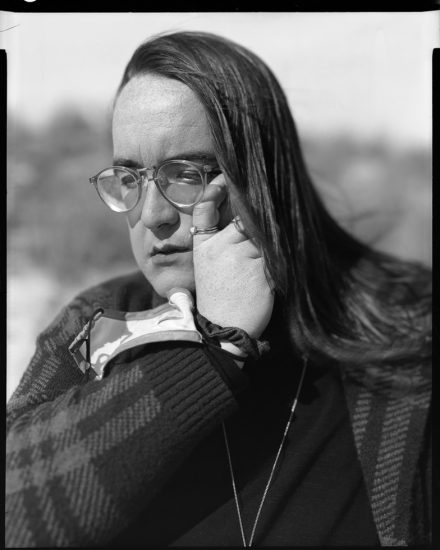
[
  {"x1": 195, "y1": 312, "x2": 270, "y2": 361},
  {"x1": 219, "y1": 341, "x2": 248, "y2": 360},
  {"x1": 203, "y1": 342, "x2": 249, "y2": 396}
]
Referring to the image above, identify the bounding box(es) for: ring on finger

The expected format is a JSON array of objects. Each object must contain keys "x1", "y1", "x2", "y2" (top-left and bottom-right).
[{"x1": 189, "y1": 225, "x2": 219, "y2": 236}]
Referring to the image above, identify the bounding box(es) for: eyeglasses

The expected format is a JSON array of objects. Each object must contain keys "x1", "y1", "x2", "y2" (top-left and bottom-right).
[{"x1": 89, "y1": 159, "x2": 221, "y2": 212}]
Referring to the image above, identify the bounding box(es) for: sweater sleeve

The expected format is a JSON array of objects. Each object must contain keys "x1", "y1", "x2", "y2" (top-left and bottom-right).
[{"x1": 6, "y1": 292, "x2": 239, "y2": 547}]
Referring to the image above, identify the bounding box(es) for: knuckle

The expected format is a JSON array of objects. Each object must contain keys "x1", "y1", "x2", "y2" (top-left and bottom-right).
[
  {"x1": 193, "y1": 202, "x2": 217, "y2": 220},
  {"x1": 193, "y1": 202, "x2": 211, "y2": 215}
]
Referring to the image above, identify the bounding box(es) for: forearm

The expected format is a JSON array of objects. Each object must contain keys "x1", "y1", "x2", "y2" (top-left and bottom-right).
[{"x1": 6, "y1": 343, "x2": 237, "y2": 547}]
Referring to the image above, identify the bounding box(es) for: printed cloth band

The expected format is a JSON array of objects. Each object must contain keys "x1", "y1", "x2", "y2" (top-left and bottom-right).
[
  {"x1": 195, "y1": 312, "x2": 270, "y2": 361},
  {"x1": 69, "y1": 289, "x2": 202, "y2": 380}
]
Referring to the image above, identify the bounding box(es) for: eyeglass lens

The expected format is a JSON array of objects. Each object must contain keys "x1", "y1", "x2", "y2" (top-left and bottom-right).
[
  {"x1": 156, "y1": 163, "x2": 205, "y2": 206},
  {"x1": 95, "y1": 168, "x2": 139, "y2": 212},
  {"x1": 96, "y1": 163, "x2": 206, "y2": 211}
]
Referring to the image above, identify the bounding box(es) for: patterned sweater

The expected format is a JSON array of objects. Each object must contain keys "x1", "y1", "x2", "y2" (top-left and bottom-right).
[{"x1": 6, "y1": 271, "x2": 431, "y2": 547}]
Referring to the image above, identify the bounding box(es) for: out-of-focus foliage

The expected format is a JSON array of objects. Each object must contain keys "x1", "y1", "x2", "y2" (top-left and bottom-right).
[
  {"x1": 7, "y1": 106, "x2": 432, "y2": 282},
  {"x1": 8, "y1": 107, "x2": 136, "y2": 281},
  {"x1": 302, "y1": 134, "x2": 431, "y2": 265}
]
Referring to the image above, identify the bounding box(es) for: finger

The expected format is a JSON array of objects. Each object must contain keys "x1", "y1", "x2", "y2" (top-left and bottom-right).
[
  {"x1": 191, "y1": 175, "x2": 227, "y2": 245},
  {"x1": 233, "y1": 237, "x2": 263, "y2": 259},
  {"x1": 218, "y1": 217, "x2": 250, "y2": 245}
]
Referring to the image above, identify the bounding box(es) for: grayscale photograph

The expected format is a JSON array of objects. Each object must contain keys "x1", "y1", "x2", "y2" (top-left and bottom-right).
[{"x1": 4, "y1": 10, "x2": 435, "y2": 547}]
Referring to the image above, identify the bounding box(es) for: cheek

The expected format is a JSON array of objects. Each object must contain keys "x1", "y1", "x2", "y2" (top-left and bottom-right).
[
  {"x1": 126, "y1": 203, "x2": 143, "y2": 229},
  {"x1": 126, "y1": 218, "x2": 143, "y2": 257}
]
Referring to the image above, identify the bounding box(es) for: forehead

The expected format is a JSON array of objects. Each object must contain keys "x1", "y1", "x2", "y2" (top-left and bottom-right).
[{"x1": 112, "y1": 74, "x2": 212, "y2": 162}]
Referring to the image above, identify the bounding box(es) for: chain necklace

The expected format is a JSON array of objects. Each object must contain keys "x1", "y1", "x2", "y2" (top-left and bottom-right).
[{"x1": 222, "y1": 357, "x2": 308, "y2": 547}]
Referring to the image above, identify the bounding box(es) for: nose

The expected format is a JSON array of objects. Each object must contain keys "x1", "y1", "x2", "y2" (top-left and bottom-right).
[{"x1": 139, "y1": 177, "x2": 180, "y2": 231}]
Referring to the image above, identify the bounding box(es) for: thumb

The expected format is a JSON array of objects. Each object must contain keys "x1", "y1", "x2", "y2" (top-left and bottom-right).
[{"x1": 191, "y1": 174, "x2": 227, "y2": 245}]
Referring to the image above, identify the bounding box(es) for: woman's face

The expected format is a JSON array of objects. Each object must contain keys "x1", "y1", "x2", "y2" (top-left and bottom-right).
[{"x1": 112, "y1": 74, "x2": 218, "y2": 297}]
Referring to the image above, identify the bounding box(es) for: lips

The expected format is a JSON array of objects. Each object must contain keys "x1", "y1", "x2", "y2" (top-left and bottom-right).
[{"x1": 151, "y1": 244, "x2": 191, "y2": 256}]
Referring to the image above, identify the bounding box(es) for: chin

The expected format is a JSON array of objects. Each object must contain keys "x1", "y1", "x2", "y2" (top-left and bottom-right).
[{"x1": 145, "y1": 267, "x2": 196, "y2": 298}]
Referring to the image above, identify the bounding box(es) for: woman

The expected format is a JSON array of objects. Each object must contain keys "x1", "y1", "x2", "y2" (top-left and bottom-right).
[{"x1": 6, "y1": 32, "x2": 431, "y2": 547}]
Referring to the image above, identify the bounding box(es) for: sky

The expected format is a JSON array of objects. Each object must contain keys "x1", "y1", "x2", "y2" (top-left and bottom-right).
[{"x1": 1, "y1": 11, "x2": 439, "y2": 147}]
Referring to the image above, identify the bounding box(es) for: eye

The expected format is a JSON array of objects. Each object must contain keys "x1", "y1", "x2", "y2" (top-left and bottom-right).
[
  {"x1": 174, "y1": 170, "x2": 202, "y2": 185},
  {"x1": 120, "y1": 174, "x2": 138, "y2": 189}
]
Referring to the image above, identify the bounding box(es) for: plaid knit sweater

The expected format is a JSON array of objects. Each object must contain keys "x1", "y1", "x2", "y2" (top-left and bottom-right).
[{"x1": 6, "y1": 271, "x2": 431, "y2": 547}]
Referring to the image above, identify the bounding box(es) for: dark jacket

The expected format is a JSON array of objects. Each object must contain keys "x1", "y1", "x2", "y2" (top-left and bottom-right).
[{"x1": 6, "y1": 271, "x2": 431, "y2": 546}]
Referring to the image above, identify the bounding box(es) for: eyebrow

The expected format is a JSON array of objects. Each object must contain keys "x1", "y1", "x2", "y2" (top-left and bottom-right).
[
  {"x1": 112, "y1": 151, "x2": 217, "y2": 168},
  {"x1": 112, "y1": 158, "x2": 143, "y2": 168}
]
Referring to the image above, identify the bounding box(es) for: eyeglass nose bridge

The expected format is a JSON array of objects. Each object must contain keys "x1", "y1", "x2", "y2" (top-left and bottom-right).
[
  {"x1": 137, "y1": 168, "x2": 172, "y2": 208},
  {"x1": 137, "y1": 167, "x2": 156, "y2": 188}
]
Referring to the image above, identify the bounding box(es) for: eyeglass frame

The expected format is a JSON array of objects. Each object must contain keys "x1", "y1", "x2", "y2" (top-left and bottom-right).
[{"x1": 89, "y1": 159, "x2": 221, "y2": 212}]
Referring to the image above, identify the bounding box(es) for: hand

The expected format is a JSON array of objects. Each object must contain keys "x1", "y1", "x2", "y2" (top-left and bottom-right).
[{"x1": 192, "y1": 175, "x2": 274, "y2": 339}]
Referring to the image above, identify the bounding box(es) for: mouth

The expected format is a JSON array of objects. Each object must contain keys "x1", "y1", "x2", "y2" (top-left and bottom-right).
[{"x1": 151, "y1": 244, "x2": 191, "y2": 257}]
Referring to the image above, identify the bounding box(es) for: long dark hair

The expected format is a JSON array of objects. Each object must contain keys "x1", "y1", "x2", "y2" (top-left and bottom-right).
[{"x1": 116, "y1": 31, "x2": 431, "y2": 385}]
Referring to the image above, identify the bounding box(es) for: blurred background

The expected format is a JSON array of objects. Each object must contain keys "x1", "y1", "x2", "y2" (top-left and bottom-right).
[{"x1": 3, "y1": 11, "x2": 437, "y2": 399}]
